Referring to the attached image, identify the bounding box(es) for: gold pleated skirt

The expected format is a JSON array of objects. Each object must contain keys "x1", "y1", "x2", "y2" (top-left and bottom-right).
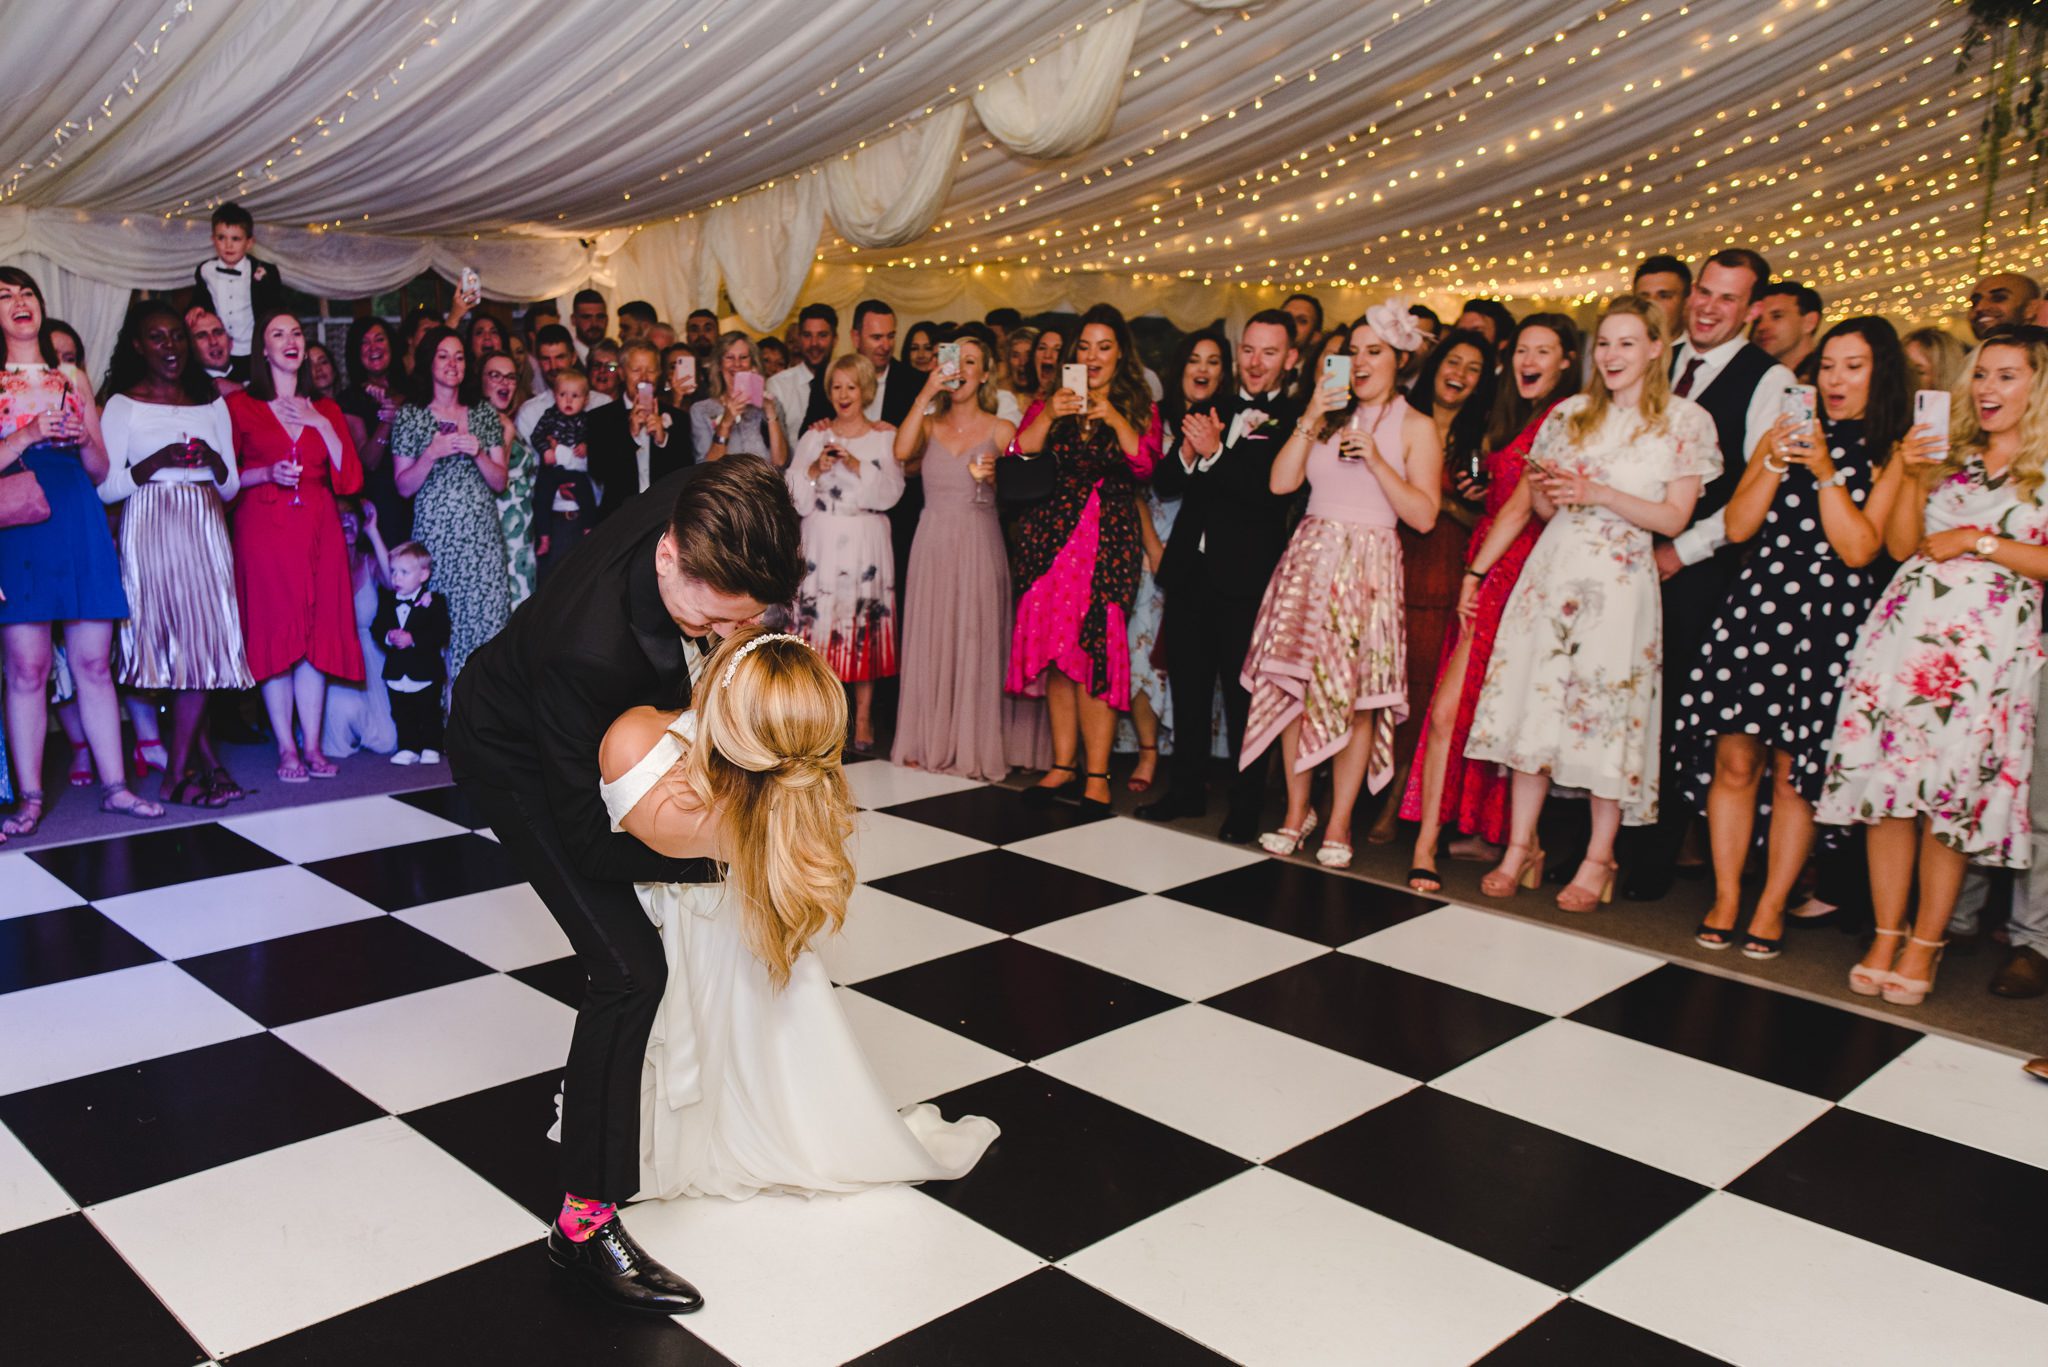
[{"x1": 116, "y1": 482, "x2": 256, "y2": 690}]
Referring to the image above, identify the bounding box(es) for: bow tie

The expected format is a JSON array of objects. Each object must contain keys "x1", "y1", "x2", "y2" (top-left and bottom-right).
[
  {"x1": 212, "y1": 265, "x2": 242, "y2": 276},
  {"x1": 1238, "y1": 390, "x2": 1271, "y2": 407}
]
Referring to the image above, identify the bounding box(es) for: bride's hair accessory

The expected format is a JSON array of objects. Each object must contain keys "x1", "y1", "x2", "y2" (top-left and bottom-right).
[{"x1": 719, "y1": 631, "x2": 810, "y2": 689}]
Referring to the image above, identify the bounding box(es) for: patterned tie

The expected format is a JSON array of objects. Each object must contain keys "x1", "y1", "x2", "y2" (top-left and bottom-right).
[{"x1": 1674, "y1": 356, "x2": 1704, "y2": 397}]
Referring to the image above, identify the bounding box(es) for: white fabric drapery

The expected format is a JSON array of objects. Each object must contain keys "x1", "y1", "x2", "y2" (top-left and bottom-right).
[
  {"x1": 971, "y1": 2, "x2": 1145, "y2": 160},
  {"x1": 706, "y1": 177, "x2": 827, "y2": 332},
  {"x1": 822, "y1": 104, "x2": 970, "y2": 251}
]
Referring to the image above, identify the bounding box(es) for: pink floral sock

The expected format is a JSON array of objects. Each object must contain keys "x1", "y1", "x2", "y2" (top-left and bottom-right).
[{"x1": 557, "y1": 1192, "x2": 617, "y2": 1242}]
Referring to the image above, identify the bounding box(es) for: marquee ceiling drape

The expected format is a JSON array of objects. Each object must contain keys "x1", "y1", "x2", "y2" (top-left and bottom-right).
[{"x1": 1, "y1": 0, "x2": 2039, "y2": 369}]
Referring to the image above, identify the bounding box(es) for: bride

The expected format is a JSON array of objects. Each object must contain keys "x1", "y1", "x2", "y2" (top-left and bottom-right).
[{"x1": 589, "y1": 625, "x2": 998, "y2": 1201}]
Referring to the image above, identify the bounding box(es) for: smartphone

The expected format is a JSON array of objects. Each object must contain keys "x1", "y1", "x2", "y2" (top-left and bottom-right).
[
  {"x1": 635, "y1": 380, "x2": 655, "y2": 409},
  {"x1": 1780, "y1": 383, "x2": 1817, "y2": 428},
  {"x1": 1322, "y1": 354, "x2": 1352, "y2": 392},
  {"x1": 674, "y1": 354, "x2": 696, "y2": 390},
  {"x1": 1914, "y1": 389, "x2": 1951, "y2": 446},
  {"x1": 1062, "y1": 363, "x2": 1088, "y2": 397},
  {"x1": 733, "y1": 370, "x2": 765, "y2": 408},
  {"x1": 458, "y1": 267, "x2": 480, "y2": 304},
  {"x1": 936, "y1": 341, "x2": 962, "y2": 389}
]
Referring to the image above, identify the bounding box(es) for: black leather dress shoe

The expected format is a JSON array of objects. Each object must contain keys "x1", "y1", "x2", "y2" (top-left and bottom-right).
[
  {"x1": 1620, "y1": 866, "x2": 1675, "y2": 903},
  {"x1": 547, "y1": 1220, "x2": 704, "y2": 1315},
  {"x1": 1217, "y1": 807, "x2": 1261, "y2": 845},
  {"x1": 1136, "y1": 787, "x2": 1205, "y2": 823}
]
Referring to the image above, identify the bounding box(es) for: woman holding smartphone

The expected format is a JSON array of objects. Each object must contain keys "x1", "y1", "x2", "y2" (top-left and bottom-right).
[
  {"x1": 693, "y1": 332, "x2": 788, "y2": 467},
  {"x1": 391, "y1": 326, "x2": 510, "y2": 687},
  {"x1": 787, "y1": 354, "x2": 905, "y2": 752},
  {"x1": 1818, "y1": 328, "x2": 2048, "y2": 1005},
  {"x1": 1675, "y1": 319, "x2": 1912, "y2": 959},
  {"x1": 1239, "y1": 304, "x2": 1442, "y2": 868}
]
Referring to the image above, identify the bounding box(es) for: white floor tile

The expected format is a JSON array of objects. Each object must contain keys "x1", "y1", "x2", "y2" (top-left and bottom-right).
[
  {"x1": 1017, "y1": 896, "x2": 1325, "y2": 1001},
  {"x1": 1841, "y1": 1035, "x2": 2048, "y2": 1171},
  {"x1": 89, "y1": 1117, "x2": 537, "y2": 1358},
  {"x1": 394, "y1": 883, "x2": 571, "y2": 971},
  {"x1": 627, "y1": 1183, "x2": 1041, "y2": 1367},
  {"x1": 1005, "y1": 817, "x2": 1261, "y2": 894},
  {"x1": 94, "y1": 865, "x2": 384, "y2": 961},
  {"x1": 1037, "y1": 1004, "x2": 1415, "y2": 1162},
  {"x1": 0, "y1": 1121, "x2": 74, "y2": 1235},
  {"x1": 0, "y1": 852, "x2": 84, "y2": 920},
  {"x1": 815, "y1": 885, "x2": 1004, "y2": 985},
  {"x1": 1063, "y1": 1167, "x2": 1560, "y2": 1367},
  {"x1": 836, "y1": 988, "x2": 1020, "y2": 1110},
  {"x1": 220, "y1": 794, "x2": 467, "y2": 863},
  {"x1": 275, "y1": 975, "x2": 574, "y2": 1114},
  {"x1": 849, "y1": 810, "x2": 992, "y2": 883},
  {"x1": 1432, "y1": 1019, "x2": 1831, "y2": 1188},
  {"x1": 1344, "y1": 904, "x2": 1662, "y2": 1016},
  {"x1": 1579, "y1": 1192, "x2": 2048, "y2": 1366},
  {"x1": 843, "y1": 762, "x2": 982, "y2": 810},
  {"x1": 0, "y1": 963, "x2": 259, "y2": 1095}
]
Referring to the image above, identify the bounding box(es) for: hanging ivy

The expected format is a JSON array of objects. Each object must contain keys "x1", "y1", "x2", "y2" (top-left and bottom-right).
[{"x1": 1958, "y1": 0, "x2": 2048, "y2": 263}]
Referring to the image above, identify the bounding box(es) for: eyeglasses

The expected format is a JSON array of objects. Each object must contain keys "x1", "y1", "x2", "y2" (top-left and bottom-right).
[{"x1": 593, "y1": 362, "x2": 619, "y2": 373}]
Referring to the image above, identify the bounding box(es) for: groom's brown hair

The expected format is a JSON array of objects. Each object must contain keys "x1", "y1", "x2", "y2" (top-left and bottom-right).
[{"x1": 668, "y1": 458, "x2": 803, "y2": 606}]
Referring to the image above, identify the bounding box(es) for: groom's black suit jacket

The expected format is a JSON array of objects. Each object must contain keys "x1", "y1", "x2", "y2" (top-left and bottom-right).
[{"x1": 449, "y1": 466, "x2": 715, "y2": 885}]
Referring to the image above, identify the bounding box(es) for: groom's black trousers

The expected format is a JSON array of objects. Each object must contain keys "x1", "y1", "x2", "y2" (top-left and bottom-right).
[{"x1": 462, "y1": 781, "x2": 662, "y2": 1204}]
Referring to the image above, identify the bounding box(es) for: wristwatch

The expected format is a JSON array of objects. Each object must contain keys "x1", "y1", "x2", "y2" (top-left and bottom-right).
[
  {"x1": 1976, "y1": 533, "x2": 2000, "y2": 558},
  {"x1": 1816, "y1": 469, "x2": 1849, "y2": 490}
]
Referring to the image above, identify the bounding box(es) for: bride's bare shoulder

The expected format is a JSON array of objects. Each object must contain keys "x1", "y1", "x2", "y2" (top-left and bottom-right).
[{"x1": 600, "y1": 706, "x2": 685, "y2": 784}]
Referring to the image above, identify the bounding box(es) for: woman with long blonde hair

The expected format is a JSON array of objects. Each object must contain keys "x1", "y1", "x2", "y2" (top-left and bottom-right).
[
  {"x1": 1818, "y1": 328, "x2": 2048, "y2": 1006},
  {"x1": 594, "y1": 625, "x2": 997, "y2": 1201}
]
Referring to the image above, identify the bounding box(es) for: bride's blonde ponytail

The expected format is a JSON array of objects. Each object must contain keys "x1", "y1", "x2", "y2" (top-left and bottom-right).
[{"x1": 685, "y1": 628, "x2": 856, "y2": 987}]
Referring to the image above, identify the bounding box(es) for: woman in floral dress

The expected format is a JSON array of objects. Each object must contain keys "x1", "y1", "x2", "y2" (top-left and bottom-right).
[
  {"x1": 1465, "y1": 297, "x2": 1720, "y2": 912},
  {"x1": 479, "y1": 352, "x2": 538, "y2": 609},
  {"x1": 391, "y1": 328, "x2": 510, "y2": 689},
  {"x1": 1819, "y1": 330, "x2": 2048, "y2": 1006}
]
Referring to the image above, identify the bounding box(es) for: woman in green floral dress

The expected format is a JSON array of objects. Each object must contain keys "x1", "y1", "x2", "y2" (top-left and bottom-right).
[
  {"x1": 480, "y1": 351, "x2": 537, "y2": 608},
  {"x1": 391, "y1": 327, "x2": 512, "y2": 688}
]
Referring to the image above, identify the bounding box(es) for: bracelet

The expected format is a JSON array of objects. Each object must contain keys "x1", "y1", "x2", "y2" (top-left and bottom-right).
[
  {"x1": 1762, "y1": 455, "x2": 1789, "y2": 475},
  {"x1": 1815, "y1": 469, "x2": 1849, "y2": 490},
  {"x1": 1463, "y1": 566, "x2": 1486, "y2": 579},
  {"x1": 1295, "y1": 421, "x2": 1317, "y2": 439}
]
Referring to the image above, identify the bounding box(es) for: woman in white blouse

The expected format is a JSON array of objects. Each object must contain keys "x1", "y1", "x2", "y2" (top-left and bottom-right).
[{"x1": 98, "y1": 303, "x2": 253, "y2": 807}]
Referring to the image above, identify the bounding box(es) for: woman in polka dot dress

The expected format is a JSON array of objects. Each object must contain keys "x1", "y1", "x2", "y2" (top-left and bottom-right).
[{"x1": 1674, "y1": 319, "x2": 1912, "y2": 959}]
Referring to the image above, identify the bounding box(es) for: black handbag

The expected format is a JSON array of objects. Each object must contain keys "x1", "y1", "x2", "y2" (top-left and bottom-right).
[{"x1": 994, "y1": 451, "x2": 1055, "y2": 506}]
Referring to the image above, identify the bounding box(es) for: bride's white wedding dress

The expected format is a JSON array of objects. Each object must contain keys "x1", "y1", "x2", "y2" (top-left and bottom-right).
[{"x1": 594, "y1": 712, "x2": 999, "y2": 1202}]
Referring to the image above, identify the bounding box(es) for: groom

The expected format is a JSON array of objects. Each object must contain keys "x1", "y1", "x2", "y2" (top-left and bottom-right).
[{"x1": 449, "y1": 458, "x2": 802, "y2": 1314}]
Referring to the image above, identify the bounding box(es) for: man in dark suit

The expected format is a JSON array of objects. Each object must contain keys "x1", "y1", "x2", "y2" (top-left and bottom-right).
[
  {"x1": 588, "y1": 340, "x2": 693, "y2": 518},
  {"x1": 448, "y1": 459, "x2": 801, "y2": 1315},
  {"x1": 1139, "y1": 310, "x2": 1303, "y2": 843}
]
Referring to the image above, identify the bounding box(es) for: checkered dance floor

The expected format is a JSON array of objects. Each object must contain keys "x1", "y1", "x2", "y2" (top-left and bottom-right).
[{"x1": 3, "y1": 761, "x2": 2046, "y2": 1365}]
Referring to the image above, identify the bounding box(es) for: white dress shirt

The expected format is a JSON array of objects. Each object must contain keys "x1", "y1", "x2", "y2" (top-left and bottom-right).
[
  {"x1": 1668, "y1": 337, "x2": 1797, "y2": 566},
  {"x1": 514, "y1": 387, "x2": 611, "y2": 444},
  {"x1": 864, "y1": 363, "x2": 892, "y2": 424},
  {"x1": 198, "y1": 258, "x2": 256, "y2": 357},
  {"x1": 767, "y1": 362, "x2": 817, "y2": 440}
]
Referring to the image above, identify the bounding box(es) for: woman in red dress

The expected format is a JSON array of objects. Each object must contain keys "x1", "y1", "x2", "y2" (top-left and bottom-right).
[
  {"x1": 228, "y1": 310, "x2": 364, "y2": 783},
  {"x1": 1399, "y1": 314, "x2": 1582, "y2": 890}
]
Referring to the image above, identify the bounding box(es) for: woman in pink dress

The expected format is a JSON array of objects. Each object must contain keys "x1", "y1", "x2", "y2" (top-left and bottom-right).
[
  {"x1": 1241, "y1": 305, "x2": 1444, "y2": 869},
  {"x1": 1399, "y1": 314, "x2": 1582, "y2": 890},
  {"x1": 1007, "y1": 305, "x2": 1161, "y2": 810}
]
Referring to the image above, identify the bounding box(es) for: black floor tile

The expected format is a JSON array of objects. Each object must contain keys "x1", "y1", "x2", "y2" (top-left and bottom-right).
[
  {"x1": 228, "y1": 1242, "x2": 733, "y2": 1366},
  {"x1": 0, "y1": 1214, "x2": 208, "y2": 1367},
  {"x1": 510, "y1": 955, "x2": 585, "y2": 1009},
  {"x1": 391, "y1": 783, "x2": 490, "y2": 829},
  {"x1": 302, "y1": 832, "x2": 526, "y2": 911},
  {"x1": 1476, "y1": 1298, "x2": 1730, "y2": 1365},
  {"x1": 917, "y1": 1069, "x2": 1249, "y2": 1261},
  {"x1": 853, "y1": 939, "x2": 1179, "y2": 1059},
  {"x1": 868, "y1": 849, "x2": 1138, "y2": 934},
  {"x1": 0, "y1": 1034, "x2": 382, "y2": 1206},
  {"x1": 1272, "y1": 1088, "x2": 1708, "y2": 1289},
  {"x1": 403, "y1": 1070, "x2": 564, "y2": 1223},
  {"x1": 881, "y1": 785, "x2": 1111, "y2": 846},
  {"x1": 177, "y1": 916, "x2": 490, "y2": 1027},
  {"x1": 0, "y1": 905, "x2": 158, "y2": 994},
  {"x1": 1569, "y1": 964, "x2": 1922, "y2": 1100},
  {"x1": 27, "y1": 823, "x2": 283, "y2": 900},
  {"x1": 853, "y1": 1267, "x2": 1234, "y2": 1365},
  {"x1": 1728, "y1": 1107, "x2": 2048, "y2": 1303},
  {"x1": 1162, "y1": 859, "x2": 1440, "y2": 945},
  {"x1": 1208, "y1": 954, "x2": 1545, "y2": 1078}
]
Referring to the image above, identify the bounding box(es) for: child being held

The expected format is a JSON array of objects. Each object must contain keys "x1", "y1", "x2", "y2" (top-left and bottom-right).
[
  {"x1": 531, "y1": 367, "x2": 600, "y2": 576},
  {"x1": 191, "y1": 203, "x2": 284, "y2": 369},
  {"x1": 372, "y1": 541, "x2": 452, "y2": 764}
]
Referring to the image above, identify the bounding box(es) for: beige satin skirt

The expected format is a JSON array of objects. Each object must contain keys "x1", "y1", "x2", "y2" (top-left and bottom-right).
[{"x1": 116, "y1": 482, "x2": 255, "y2": 690}]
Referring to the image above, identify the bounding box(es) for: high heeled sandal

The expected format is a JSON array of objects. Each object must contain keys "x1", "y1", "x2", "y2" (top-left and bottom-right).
[
  {"x1": 1079, "y1": 770, "x2": 1114, "y2": 811},
  {"x1": 1556, "y1": 858, "x2": 1616, "y2": 913},
  {"x1": 1022, "y1": 763, "x2": 1078, "y2": 807},
  {"x1": 1695, "y1": 916, "x2": 1741, "y2": 950},
  {"x1": 1480, "y1": 842, "x2": 1544, "y2": 898},
  {"x1": 100, "y1": 782, "x2": 164, "y2": 821},
  {"x1": 67, "y1": 749, "x2": 95, "y2": 786},
  {"x1": 1848, "y1": 927, "x2": 1908, "y2": 997},
  {"x1": 1880, "y1": 935, "x2": 1948, "y2": 1006},
  {"x1": 1315, "y1": 840, "x2": 1354, "y2": 870},
  {"x1": 1, "y1": 791, "x2": 44, "y2": 838},
  {"x1": 1126, "y1": 743, "x2": 1159, "y2": 794},
  {"x1": 131, "y1": 741, "x2": 168, "y2": 776},
  {"x1": 1258, "y1": 810, "x2": 1319, "y2": 856}
]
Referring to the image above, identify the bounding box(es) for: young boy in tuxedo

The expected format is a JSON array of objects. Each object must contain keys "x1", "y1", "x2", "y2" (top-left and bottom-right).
[
  {"x1": 192, "y1": 204, "x2": 285, "y2": 379},
  {"x1": 372, "y1": 542, "x2": 451, "y2": 764}
]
